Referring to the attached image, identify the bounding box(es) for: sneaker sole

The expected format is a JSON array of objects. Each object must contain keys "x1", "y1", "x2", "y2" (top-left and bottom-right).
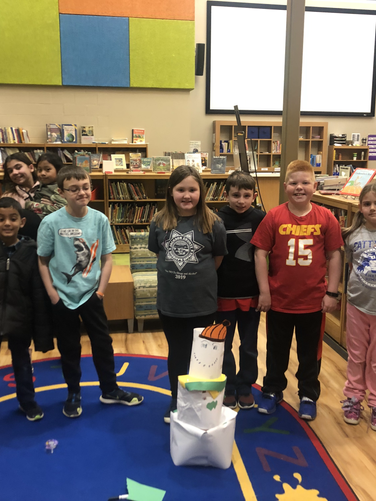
[
  {"x1": 62, "y1": 407, "x2": 82, "y2": 418},
  {"x1": 164, "y1": 415, "x2": 171, "y2": 424},
  {"x1": 343, "y1": 416, "x2": 360, "y2": 425},
  {"x1": 26, "y1": 412, "x2": 44, "y2": 422},
  {"x1": 299, "y1": 413, "x2": 316, "y2": 421},
  {"x1": 258, "y1": 407, "x2": 276, "y2": 415},
  {"x1": 99, "y1": 395, "x2": 144, "y2": 406},
  {"x1": 371, "y1": 423, "x2": 376, "y2": 431}
]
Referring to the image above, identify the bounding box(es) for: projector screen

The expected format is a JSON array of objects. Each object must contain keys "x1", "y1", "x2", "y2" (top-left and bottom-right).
[{"x1": 206, "y1": 2, "x2": 376, "y2": 116}]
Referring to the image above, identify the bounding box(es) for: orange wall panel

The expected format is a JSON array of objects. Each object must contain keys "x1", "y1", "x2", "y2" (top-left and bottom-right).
[{"x1": 59, "y1": 0, "x2": 194, "y2": 20}]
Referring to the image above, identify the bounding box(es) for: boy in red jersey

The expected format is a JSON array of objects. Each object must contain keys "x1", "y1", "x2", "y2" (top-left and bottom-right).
[{"x1": 251, "y1": 160, "x2": 343, "y2": 420}]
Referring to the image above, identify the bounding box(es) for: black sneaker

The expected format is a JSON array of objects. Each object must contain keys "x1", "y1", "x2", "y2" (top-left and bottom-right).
[
  {"x1": 100, "y1": 388, "x2": 144, "y2": 406},
  {"x1": 19, "y1": 402, "x2": 44, "y2": 422},
  {"x1": 164, "y1": 398, "x2": 177, "y2": 424},
  {"x1": 63, "y1": 392, "x2": 82, "y2": 418}
]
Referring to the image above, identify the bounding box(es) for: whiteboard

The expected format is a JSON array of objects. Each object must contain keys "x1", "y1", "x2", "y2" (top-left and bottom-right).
[{"x1": 206, "y1": 2, "x2": 376, "y2": 116}]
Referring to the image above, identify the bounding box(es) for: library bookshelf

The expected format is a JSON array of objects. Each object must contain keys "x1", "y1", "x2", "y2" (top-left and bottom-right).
[
  {"x1": 327, "y1": 145, "x2": 369, "y2": 175},
  {"x1": 312, "y1": 192, "x2": 360, "y2": 350},
  {"x1": 213, "y1": 120, "x2": 328, "y2": 173}
]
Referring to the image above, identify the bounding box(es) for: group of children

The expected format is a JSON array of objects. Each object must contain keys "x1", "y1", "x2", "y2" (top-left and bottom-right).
[
  {"x1": 1, "y1": 156, "x2": 375, "y2": 432},
  {"x1": 149, "y1": 161, "x2": 376, "y2": 431},
  {"x1": 1, "y1": 158, "x2": 143, "y2": 421}
]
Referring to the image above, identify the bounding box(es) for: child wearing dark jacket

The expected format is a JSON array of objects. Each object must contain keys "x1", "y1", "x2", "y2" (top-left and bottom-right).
[
  {"x1": 216, "y1": 171, "x2": 265, "y2": 410},
  {"x1": 0, "y1": 198, "x2": 53, "y2": 421}
]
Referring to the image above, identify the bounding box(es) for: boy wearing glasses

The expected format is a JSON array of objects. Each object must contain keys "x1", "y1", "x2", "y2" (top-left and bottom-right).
[{"x1": 37, "y1": 166, "x2": 144, "y2": 418}]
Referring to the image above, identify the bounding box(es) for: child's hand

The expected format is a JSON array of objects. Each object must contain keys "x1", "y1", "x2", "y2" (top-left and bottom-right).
[
  {"x1": 321, "y1": 295, "x2": 338, "y2": 313},
  {"x1": 256, "y1": 292, "x2": 271, "y2": 313}
]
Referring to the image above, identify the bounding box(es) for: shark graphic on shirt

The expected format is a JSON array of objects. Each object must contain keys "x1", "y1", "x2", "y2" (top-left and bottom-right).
[{"x1": 62, "y1": 237, "x2": 99, "y2": 284}]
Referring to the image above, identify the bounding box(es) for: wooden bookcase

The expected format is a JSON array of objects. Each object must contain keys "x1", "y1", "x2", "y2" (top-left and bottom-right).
[
  {"x1": 106, "y1": 172, "x2": 231, "y2": 253},
  {"x1": 327, "y1": 145, "x2": 369, "y2": 175},
  {"x1": 311, "y1": 192, "x2": 359, "y2": 349},
  {"x1": 213, "y1": 120, "x2": 328, "y2": 173}
]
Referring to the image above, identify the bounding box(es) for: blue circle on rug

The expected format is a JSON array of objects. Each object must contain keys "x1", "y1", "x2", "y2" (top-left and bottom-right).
[{"x1": 0, "y1": 355, "x2": 357, "y2": 501}]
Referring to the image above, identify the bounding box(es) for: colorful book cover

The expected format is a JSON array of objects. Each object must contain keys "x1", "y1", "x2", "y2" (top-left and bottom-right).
[
  {"x1": 340, "y1": 168, "x2": 376, "y2": 196},
  {"x1": 62, "y1": 124, "x2": 78, "y2": 144},
  {"x1": 141, "y1": 157, "x2": 153, "y2": 170},
  {"x1": 152, "y1": 156, "x2": 171, "y2": 172},
  {"x1": 74, "y1": 154, "x2": 91, "y2": 172},
  {"x1": 132, "y1": 128, "x2": 145, "y2": 144},
  {"x1": 90, "y1": 153, "x2": 101, "y2": 170},
  {"x1": 46, "y1": 124, "x2": 62, "y2": 144},
  {"x1": 129, "y1": 152, "x2": 142, "y2": 169}
]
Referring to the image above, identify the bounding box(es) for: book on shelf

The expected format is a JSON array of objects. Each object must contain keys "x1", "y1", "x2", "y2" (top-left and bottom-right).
[
  {"x1": 189, "y1": 140, "x2": 201, "y2": 153},
  {"x1": 166, "y1": 152, "x2": 185, "y2": 170},
  {"x1": 111, "y1": 154, "x2": 127, "y2": 170},
  {"x1": 90, "y1": 153, "x2": 102, "y2": 170},
  {"x1": 62, "y1": 124, "x2": 78, "y2": 143},
  {"x1": 211, "y1": 156, "x2": 226, "y2": 174},
  {"x1": 111, "y1": 138, "x2": 128, "y2": 144},
  {"x1": 340, "y1": 168, "x2": 376, "y2": 196},
  {"x1": 201, "y1": 152, "x2": 208, "y2": 169},
  {"x1": 141, "y1": 157, "x2": 152, "y2": 170},
  {"x1": 185, "y1": 152, "x2": 202, "y2": 172},
  {"x1": 132, "y1": 128, "x2": 145, "y2": 144},
  {"x1": 129, "y1": 152, "x2": 142, "y2": 169},
  {"x1": 0, "y1": 126, "x2": 31, "y2": 144},
  {"x1": 103, "y1": 160, "x2": 115, "y2": 174},
  {"x1": 74, "y1": 153, "x2": 91, "y2": 172},
  {"x1": 152, "y1": 156, "x2": 171, "y2": 172},
  {"x1": 81, "y1": 125, "x2": 94, "y2": 144},
  {"x1": 46, "y1": 124, "x2": 62, "y2": 143},
  {"x1": 155, "y1": 179, "x2": 168, "y2": 198}
]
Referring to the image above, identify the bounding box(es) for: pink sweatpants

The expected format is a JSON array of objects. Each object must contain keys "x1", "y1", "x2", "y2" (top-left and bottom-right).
[{"x1": 344, "y1": 302, "x2": 376, "y2": 407}]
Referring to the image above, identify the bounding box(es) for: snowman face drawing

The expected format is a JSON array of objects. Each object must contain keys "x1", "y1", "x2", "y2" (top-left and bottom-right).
[{"x1": 192, "y1": 338, "x2": 220, "y2": 370}]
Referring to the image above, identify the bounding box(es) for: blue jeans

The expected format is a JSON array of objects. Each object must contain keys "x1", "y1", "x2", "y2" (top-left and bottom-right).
[{"x1": 217, "y1": 308, "x2": 260, "y2": 396}]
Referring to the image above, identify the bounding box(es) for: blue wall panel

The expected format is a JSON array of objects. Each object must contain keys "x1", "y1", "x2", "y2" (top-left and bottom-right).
[{"x1": 60, "y1": 14, "x2": 130, "y2": 87}]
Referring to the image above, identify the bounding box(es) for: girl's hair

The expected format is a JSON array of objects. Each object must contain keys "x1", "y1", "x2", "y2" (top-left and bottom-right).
[
  {"x1": 342, "y1": 181, "x2": 376, "y2": 240},
  {"x1": 154, "y1": 165, "x2": 220, "y2": 233},
  {"x1": 2, "y1": 152, "x2": 38, "y2": 188},
  {"x1": 36, "y1": 152, "x2": 64, "y2": 173}
]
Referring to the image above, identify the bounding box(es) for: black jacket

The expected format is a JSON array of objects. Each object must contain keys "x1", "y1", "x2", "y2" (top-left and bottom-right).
[
  {"x1": 217, "y1": 205, "x2": 265, "y2": 298},
  {"x1": 0, "y1": 236, "x2": 53, "y2": 352}
]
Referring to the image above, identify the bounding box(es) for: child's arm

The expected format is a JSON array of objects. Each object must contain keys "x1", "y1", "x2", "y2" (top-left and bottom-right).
[
  {"x1": 97, "y1": 252, "x2": 112, "y2": 297},
  {"x1": 214, "y1": 256, "x2": 224, "y2": 270},
  {"x1": 38, "y1": 255, "x2": 60, "y2": 305},
  {"x1": 254, "y1": 247, "x2": 271, "y2": 312},
  {"x1": 321, "y1": 248, "x2": 342, "y2": 313}
]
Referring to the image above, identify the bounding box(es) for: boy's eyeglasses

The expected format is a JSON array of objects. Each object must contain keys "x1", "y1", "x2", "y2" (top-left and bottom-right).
[{"x1": 62, "y1": 185, "x2": 92, "y2": 194}]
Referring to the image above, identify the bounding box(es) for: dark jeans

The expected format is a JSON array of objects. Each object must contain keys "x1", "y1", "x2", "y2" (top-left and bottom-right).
[
  {"x1": 3, "y1": 333, "x2": 35, "y2": 406},
  {"x1": 217, "y1": 307, "x2": 260, "y2": 396},
  {"x1": 52, "y1": 292, "x2": 117, "y2": 394},
  {"x1": 158, "y1": 311, "x2": 216, "y2": 399},
  {"x1": 262, "y1": 309, "x2": 323, "y2": 401}
]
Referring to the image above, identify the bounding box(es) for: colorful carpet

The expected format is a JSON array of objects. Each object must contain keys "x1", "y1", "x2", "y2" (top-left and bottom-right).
[{"x1": 0, "y1": 355, "x2": 358, "y2": 501}]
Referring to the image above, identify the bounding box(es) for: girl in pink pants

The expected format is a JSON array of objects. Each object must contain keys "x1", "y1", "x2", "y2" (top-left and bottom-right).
[{"x1": 342, "y1": 182, "x2": 376, "y2": 430}]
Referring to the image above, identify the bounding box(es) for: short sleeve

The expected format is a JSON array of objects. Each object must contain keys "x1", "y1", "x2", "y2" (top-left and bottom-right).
[
  {"x1": 37, "y1": 217, "x2": 55, "y2": 257},
  {"x1": 212, "y1": 220, "x2": 228, "y2": 256},
  {"x1": 148, "y1": 220, "x2": 160, "y2": 254},
  {"x1": 251, "y1": 212, "x2": 275, "y2": 251}
]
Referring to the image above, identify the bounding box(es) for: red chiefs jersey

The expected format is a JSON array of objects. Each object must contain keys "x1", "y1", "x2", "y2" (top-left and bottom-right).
[{"x1": 251, "y1": 202, "x2": 343, "y2": 313}]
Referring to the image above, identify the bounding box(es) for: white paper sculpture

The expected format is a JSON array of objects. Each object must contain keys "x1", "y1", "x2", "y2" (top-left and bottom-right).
[{"x1": 170, "y1": 320, "x2": 237, "y2": 469}]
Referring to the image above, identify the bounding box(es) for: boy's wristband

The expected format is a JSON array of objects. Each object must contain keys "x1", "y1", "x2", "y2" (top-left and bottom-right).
[
  {"x1": 325, "y1": 291, "x2": 339, "y2": 298},
  {"x1": 96, "y1": 291, "x2": 105, "y2": 298}
]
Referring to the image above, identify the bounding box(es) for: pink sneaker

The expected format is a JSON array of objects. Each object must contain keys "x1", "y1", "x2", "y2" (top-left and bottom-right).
[
  {"x1": 371, "y1": 407, "x2": 376, "y2": 431},
  {"x1": 341, "y1": 397, "x2": 363, "y2": 425}
]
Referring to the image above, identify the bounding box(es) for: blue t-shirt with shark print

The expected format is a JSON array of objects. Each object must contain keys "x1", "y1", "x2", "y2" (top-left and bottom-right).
[{"x1": 37, "y1": 207, "x2": 116, "y2": 309}]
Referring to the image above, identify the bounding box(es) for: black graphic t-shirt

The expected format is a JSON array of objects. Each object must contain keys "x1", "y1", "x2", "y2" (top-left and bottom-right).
[{"x1": 149, "y1": 217, "x2": 227, "y2": 318}]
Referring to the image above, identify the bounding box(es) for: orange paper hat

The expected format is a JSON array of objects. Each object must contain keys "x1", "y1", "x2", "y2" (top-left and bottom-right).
[{"x1": 199, "y1": 320, "x2": 230, "y2": 343}]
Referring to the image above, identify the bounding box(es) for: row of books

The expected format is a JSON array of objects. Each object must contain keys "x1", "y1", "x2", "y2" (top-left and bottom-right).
[
  {"x1": 109, "y1": 203, "x2": 157, "y2": 224},
  {"x1": 0, "y1": 147, "x2": 44, "y2": 166},
  {"x1": 0, "y1": 127, "x2": 30, "y2": 144},
  {"x1": 317, "y1": 204, "x2": 347, "y2": 228},
  {"x1": 108, "y1": 181, "x2": 147, "y2": 201},
  {"x1": 204, "y1": 181, "x2": 226, "y2": 201},
  {"x1": 111, "y1": 226, "x2": 150, "y2": 245}
]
